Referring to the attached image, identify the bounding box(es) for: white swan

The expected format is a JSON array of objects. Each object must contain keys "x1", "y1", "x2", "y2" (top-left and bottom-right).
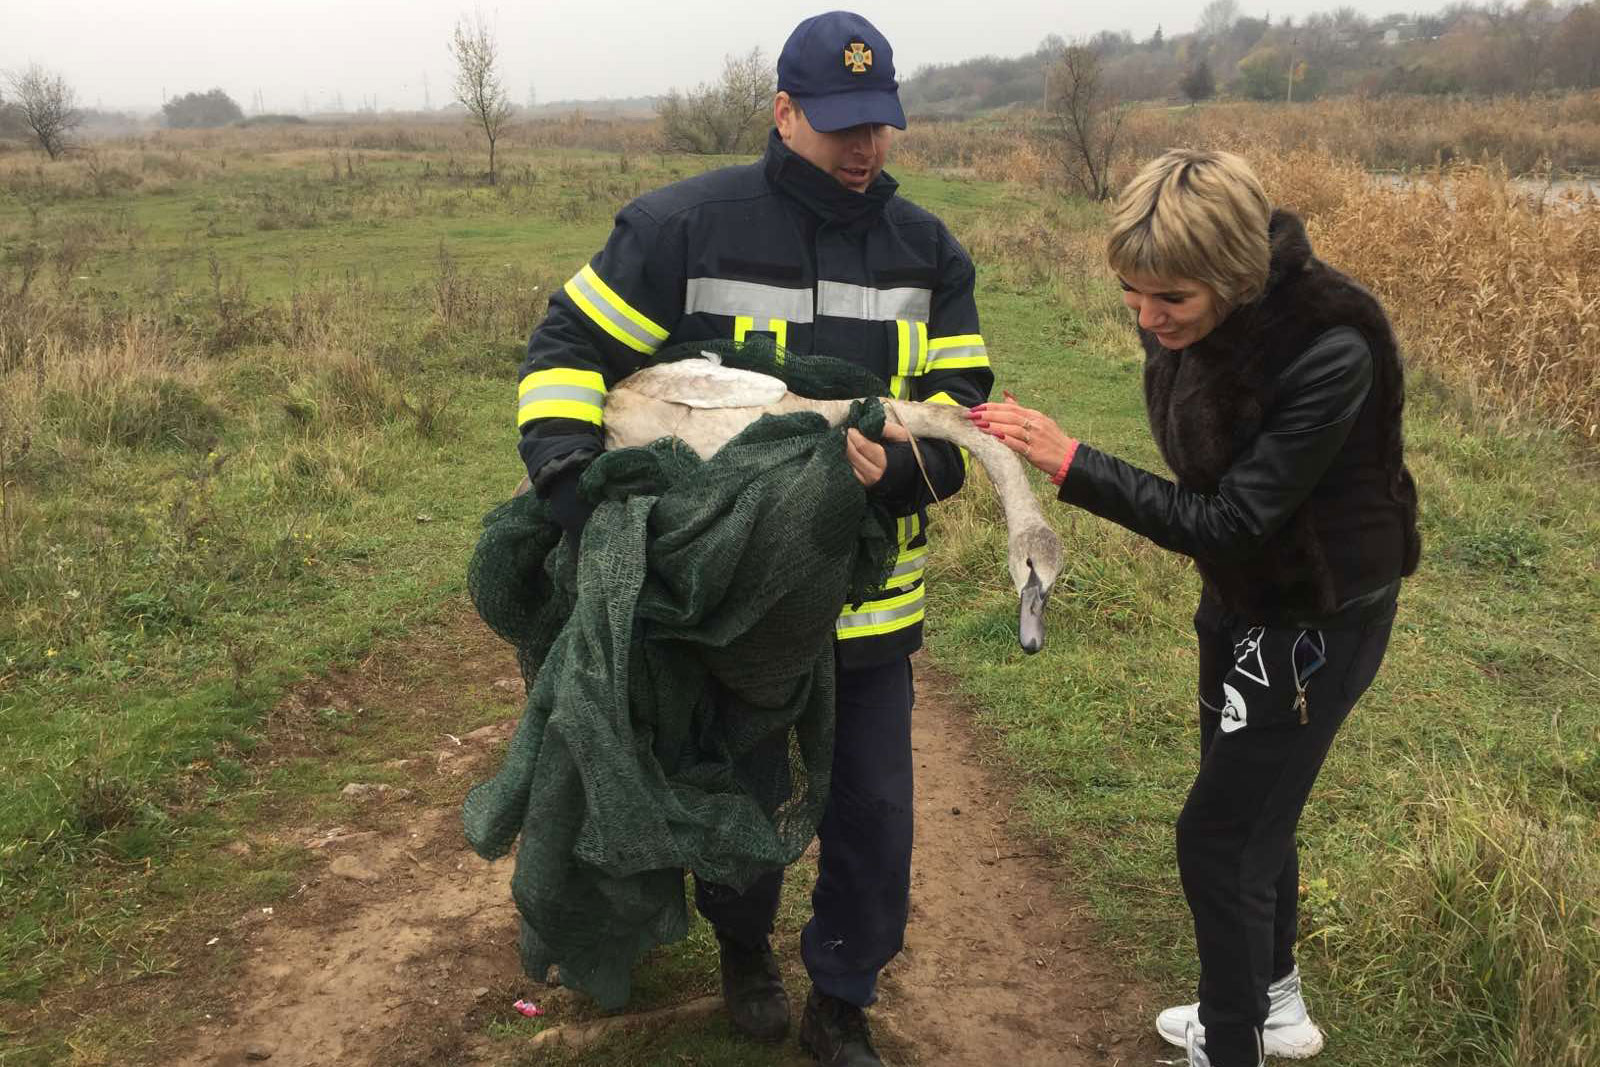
[{"x1": 521, "y1": 354, "x2": 1064, "y2": 653}]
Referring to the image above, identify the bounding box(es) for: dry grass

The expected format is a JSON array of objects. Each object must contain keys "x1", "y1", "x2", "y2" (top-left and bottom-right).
[
  {"x1": 1258, "y1": 151, "x2": 1600, "y2": 442},
  {"x1": 0, "y1": 115, "x2": 665, "y2": 200},
  {"x1": 1119, "y1": 94, "x2": 1600, "y2": 176},
  {"x1": 895, "y1": 116, "x2": 1055, "y2": 184},
  {"x1": 0, "y1": 317, "x2": 219, "y2": 453},
  {"x1": 894, "y1": 93, "x2": 1600, "y2": 180}
]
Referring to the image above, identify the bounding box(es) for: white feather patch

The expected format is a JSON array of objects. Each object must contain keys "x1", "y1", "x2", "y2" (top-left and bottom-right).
[{"x1": 625, "y1": 358, "x2": 788, "y2": 409}]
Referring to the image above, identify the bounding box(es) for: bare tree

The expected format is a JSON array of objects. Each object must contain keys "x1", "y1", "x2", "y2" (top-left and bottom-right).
[
  {"x1": 1198, "y1": 0, "x2": 1242, "y2": 41},
  {"x1": 4, "y1": 64, "x2": 80, "y2": 160},
  {"x1": 1043, "y1": 44, "x2": 1126, "y2": 201},
  {"x1": 450, "y1": 13, "x2": 513, "y2": 183},
  {"x1": 657, "y1": 49, "x2": 775, "y2": 155}
]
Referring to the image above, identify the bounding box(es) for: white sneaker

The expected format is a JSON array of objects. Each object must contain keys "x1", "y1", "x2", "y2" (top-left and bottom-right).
[
  {"x1": 1157, "y1": 967, "x2": 1325, "y2": 1059},
  {"x1": 1186, "y1": 1021, "x2": 1265, "y2": 1067}
]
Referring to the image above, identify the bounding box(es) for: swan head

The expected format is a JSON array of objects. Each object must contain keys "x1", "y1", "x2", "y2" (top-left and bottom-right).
[{"x1": 1009, "y1": 523, "x2": 1063, "y2": 655}]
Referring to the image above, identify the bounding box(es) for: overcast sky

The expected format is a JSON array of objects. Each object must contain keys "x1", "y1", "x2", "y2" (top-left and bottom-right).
[{"x1": 5, "y1": 0, "x2": 1417, "y2": 113}]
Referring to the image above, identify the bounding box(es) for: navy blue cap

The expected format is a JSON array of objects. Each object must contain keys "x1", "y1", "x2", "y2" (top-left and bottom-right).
[{"x1": 777, "y1": 11, "x2": 905, "y2": 132}]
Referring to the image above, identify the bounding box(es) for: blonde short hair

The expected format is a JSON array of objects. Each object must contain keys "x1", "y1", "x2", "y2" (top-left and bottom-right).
[{"x1": 1106, "y1": 149, "x2": 1272, "y2": 310}]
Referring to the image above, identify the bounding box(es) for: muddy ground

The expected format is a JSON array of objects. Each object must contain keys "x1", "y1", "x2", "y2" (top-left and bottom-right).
[{"x1": 170, "y1": 621, "x2": 1167, "y2": 1066}]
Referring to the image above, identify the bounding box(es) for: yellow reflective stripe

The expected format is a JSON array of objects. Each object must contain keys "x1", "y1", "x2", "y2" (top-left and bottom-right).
[
  {"x1": 835, "y1": 585, "x2": 926, "y2": 639},
  {"x1": 734, "y1": 317, "x2": 788, "y2": 351},
  {"x1": 897, "y1": 513, "x2": 923, "y2": 544},
  {"x1": 894, "y1": 320, "x2": 930, "y2": 378},
  {"x1": 888, "y1": 544, "x2": 927, "y2": 587},
  {"x1": 927, "y1": 333, "x2": 990, "y2": 371},
  {"x1": 892, "y1": 320, "x2": 929, "y2": 400},
  {"x1": 578, "y1": 264, "x2": 668, "y2": 342},
  {"x1": 518, "y1": 398, "x2": 603, "y2": 426},
  {"x1": 519, "y1": 368, "x2": 606, "y2": 398},
  {"x1": 893, "y1": 320, "x2": 911, "y2": 400},
  {"x1": 517, "y1": 368, "x2": 607, "y2": 428},
  {"x1": 565, "y1": 264, "x2": 669, "y2": 355}
]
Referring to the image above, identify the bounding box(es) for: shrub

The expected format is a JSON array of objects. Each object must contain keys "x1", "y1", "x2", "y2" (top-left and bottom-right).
[{"x1": 162, "y1": 89, "x2": 244, "y2": 130}]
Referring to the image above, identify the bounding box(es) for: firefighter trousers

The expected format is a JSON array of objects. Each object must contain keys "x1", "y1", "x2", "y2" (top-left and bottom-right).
[{"x1": 695, "y1": 654, "x2": 915, "y2": 1007}]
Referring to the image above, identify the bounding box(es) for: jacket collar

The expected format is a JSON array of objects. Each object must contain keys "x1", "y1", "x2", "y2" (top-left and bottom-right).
[{"x1": 762, "y1": 128, "x2": 897, "y2": 226}]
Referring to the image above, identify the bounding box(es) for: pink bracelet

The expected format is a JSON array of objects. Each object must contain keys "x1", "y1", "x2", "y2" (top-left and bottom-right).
[{"x1": 1050, "y1": 440, "x2": 1080, "y2": 486}]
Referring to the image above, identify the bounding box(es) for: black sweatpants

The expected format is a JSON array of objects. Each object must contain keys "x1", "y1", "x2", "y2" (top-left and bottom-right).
[
  {"x1": 1180, "y1": 598, "x2": 1395, "y2": 1067},
  {"x1": 695, "y1": 655, "x2": 915, "y2": 1007}
]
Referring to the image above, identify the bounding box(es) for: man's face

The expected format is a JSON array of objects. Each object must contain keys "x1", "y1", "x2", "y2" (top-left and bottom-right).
[{"x1": 774, "y1": 92, "x2": 894, "y2": 193}]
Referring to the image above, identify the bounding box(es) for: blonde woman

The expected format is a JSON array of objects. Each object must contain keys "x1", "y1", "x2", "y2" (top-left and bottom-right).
[{"x1": 971, "y1": 149, "x2": 1420, "y2": 1067}]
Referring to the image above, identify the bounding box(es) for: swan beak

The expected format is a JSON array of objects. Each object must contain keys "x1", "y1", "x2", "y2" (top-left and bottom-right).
[{"x1": 1018, "y1": 565, "x2": 1048, "y2": 655}]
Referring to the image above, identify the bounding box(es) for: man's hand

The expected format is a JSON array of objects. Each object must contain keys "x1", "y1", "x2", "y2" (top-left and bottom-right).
[{"x1": 845, "y1": 422, "x2": 910, "y2": 487}]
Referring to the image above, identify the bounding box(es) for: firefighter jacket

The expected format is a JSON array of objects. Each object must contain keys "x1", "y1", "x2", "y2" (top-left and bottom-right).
[{"x1": 516, "y1": 128, "x2": 994, "y2": 667}]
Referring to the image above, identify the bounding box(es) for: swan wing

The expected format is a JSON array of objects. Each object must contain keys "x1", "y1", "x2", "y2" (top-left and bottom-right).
[{"x1": 617, "y1": 358, "x2": 788, "y2": 410}]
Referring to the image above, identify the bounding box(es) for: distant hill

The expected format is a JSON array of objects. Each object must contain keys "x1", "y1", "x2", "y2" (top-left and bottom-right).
[
  {"x1": 901, "y1": 50, "x2": 1053, "y2": 117},
  {"x1": 899, "y1": 0, "x2": 1600, "y2": 115}
]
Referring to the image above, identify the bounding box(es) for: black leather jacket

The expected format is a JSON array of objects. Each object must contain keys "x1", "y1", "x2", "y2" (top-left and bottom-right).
[
  {"x1": 1060, "y1": 211, "x2": 1419, "y2": 626},
  {"x1": 1064, "y1": 327, "x2": 1370, "y2": 563}
]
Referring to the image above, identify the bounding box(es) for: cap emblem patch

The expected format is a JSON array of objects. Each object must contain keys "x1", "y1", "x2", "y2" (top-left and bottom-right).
[{"x1": 843, "y1": 42, "x2": 873, "y2": 73}]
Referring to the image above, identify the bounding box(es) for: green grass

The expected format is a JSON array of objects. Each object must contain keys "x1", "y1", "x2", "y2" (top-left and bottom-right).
[{"x1": 3, "y1": 135, "x2": 1597, "y2": 1066}]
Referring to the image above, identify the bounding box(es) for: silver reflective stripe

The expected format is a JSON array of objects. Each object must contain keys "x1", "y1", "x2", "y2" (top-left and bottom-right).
[
  {"x1": 523, "y1": 384, "x2": 604, "y2": 405},
  {"x1": 685, "y1": 277, "x2": 814, "y2": 322},
  {"x1": 836, "y1": 586, "x2": 926, "y2": 634},
  {"x1": 816, "y1": 281, "x2": 931, "y2": 323},
  {"x1": 889, "y1": 547, "x2": 927, "y2": 583},
  {"x1": 568, "y1": 269, "x2": 664, "y2": 351},
  {"x1": 927, "y1": 342, "x2": 987, "y2": 369}
]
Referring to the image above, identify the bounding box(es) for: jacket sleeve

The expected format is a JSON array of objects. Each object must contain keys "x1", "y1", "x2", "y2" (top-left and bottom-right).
[
  {"x1": 873, "y1": 227, "x2": 995, "y2": 514},
  {"x1": 516, "y1": 203, "x2": 683, "y2": 487},
  {"x1": 1058, "y1": 327, "x2": 1374, "y2": 563}
]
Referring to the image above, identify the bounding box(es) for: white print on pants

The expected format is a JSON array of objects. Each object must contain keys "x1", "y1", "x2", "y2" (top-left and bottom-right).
[{"x1": 1220, "y1": 626, "x2": 1268, "y2": 734}]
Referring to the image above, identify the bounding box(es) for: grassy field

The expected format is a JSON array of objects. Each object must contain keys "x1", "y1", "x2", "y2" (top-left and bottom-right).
[{"x1": 1, "y1": 127, "x2": 1597, "y2": 1066}]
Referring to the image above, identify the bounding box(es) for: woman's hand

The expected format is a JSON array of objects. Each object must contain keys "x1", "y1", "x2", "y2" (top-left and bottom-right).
[{"x1": 967, "y1": 391, "x2": 1077, "y2": 479}]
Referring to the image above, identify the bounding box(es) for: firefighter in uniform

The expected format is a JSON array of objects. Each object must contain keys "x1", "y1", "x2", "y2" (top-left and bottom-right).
[{"x1": 514, "y1": 13, "x2": 993, "y2": 1065}]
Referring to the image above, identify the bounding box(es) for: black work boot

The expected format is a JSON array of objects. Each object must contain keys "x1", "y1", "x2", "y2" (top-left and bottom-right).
[
  {"x1": 798, "y1": 987, "x2": 884, "y2": 1066},
  {"x1": 716, "y1": 933, "x2": 790, "y2": 1043}
]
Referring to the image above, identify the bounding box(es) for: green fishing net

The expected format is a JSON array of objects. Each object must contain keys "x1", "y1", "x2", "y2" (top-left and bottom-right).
[{"x1": 463, "y1": 339, "x2": 895, "y2": 1009}]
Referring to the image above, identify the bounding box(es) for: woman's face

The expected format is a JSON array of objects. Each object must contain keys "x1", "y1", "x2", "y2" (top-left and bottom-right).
[{"x1": 1119, "y1": 271, "x2": 1223, "y2": 351}]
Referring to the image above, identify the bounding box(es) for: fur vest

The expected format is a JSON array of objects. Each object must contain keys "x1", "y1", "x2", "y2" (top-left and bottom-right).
[{"x1": 1141, "y1": 210, "x2": 1421, "y2": 619}]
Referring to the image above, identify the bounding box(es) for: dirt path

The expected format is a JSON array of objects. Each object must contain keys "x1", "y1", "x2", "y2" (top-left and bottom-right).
[
  {"x1": 174, "y1": 632, "x2": 1165, "y2": 1067},
  {"x1": 877, "y1": 662, "x2": 1161, "y2": 1066}
]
